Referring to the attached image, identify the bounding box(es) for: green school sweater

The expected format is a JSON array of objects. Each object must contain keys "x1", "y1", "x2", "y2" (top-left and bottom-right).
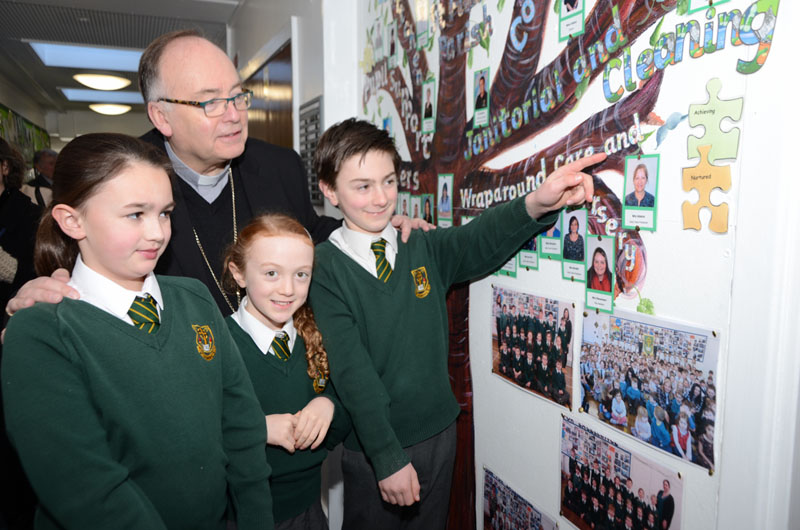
[
  {"x1": 310, "y1": 196, "x2": 557, "y2": 480},
  {"x1": 226, "y1": 318, "x2": 351, "y2": 523},
  {"x1": 2, "y1": 276, "x2": 274, "y2": 530}
]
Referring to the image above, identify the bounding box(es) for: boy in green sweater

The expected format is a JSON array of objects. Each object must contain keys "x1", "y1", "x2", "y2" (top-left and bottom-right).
[{"x1": 310, "y1": 118, "x2": 604, "y2": 528}]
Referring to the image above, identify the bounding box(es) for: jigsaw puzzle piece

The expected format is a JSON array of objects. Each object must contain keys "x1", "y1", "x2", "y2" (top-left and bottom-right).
[
  {"x1": 687, "y1": 78, "x2": 743, "y2": 163},
  {"x1": 682, "y1": 145, "x2": 731, "y2": 233}
]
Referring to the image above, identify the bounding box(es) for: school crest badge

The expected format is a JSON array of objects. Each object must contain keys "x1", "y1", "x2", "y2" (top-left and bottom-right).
[
  {"x1": 313, "y1": 373, "x2": 327, "y2": 394},
  {"x1": 191, "y1": 324, "x2": 216, "y2": 360},
  {"x1": 411, "y1": 266, "x2": 430, "y2": 298}
]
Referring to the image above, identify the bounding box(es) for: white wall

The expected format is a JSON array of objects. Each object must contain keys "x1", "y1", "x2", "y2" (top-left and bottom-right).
[{"x1": 335, "y1": 0, "x2": 800, "y2": 528}]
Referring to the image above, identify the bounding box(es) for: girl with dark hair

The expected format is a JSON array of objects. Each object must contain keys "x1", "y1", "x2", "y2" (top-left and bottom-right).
[
  {"x1": 587, "y1": 246, "x2": 613, "y2": 292},
  {"x1": 2, "y1": 133, "x2": 274, "y2": 529},
  {"x1": 223, "y1": 213, "x2": 350, "y2": 529}
]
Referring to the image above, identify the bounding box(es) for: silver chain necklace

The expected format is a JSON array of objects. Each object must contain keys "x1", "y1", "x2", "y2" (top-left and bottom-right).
[{"x1": 192, "y1": 167, "x2": 240, "y2": 313}]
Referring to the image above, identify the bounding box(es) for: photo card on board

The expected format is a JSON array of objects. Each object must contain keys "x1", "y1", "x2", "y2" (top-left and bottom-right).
[
  {"x1": 558, "y1": 0, "x2": 586, "y2": 41},
  {"x1": 579, "y1": 308, "x2": 720, "y2": 471},
  {"x1": 484, "y1": 467, "x2": 557, "y2": 530},
  {"x1": 410, "y1": 195, "x2": 422, "y2": 220},
  {"x1": 562, "y1": 207, "x2": 587, "y2": 282},
  {"x1": 422, "y1": 78, "x2": 436, "y2": 134},
  {"x1": 437, "y1": 173, "x2": 453, "y2": 227},
  {"x1": 397, "y1": 191, "x2": 410, "y2": 218},
  {"x1": 492, "y1": 285, "x2": 575, "y2": 409},
  {"x1": 473, "y1": 67, "x2": 490, "y2": 128},
  {"x1": 539, "y1": 210, "x2": 563, "y2": 260},
  {"x1": 622, "y1": 154, "x2": 660, "y2": 231},
  {"x1": 585, "y1": 236, "x2": 616, "y2": 313},
  {"x1": 561, "y1": 415, "x2": 684, "y2": 530}
]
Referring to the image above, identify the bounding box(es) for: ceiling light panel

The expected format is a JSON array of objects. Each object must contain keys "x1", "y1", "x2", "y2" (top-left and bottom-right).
[
  {"x1": 30, "y1": 42, "x2": 143, "y2": 72},
  {"x1": 60, "y1": 88, "x2": 143, "y2": 104}
]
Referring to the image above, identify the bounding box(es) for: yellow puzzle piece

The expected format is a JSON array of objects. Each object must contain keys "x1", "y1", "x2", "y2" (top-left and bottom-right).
[{"x1": 682, "y1": 145, "x2": 730, "y2": 233}]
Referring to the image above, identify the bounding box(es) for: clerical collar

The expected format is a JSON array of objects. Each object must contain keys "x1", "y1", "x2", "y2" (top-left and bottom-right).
[{"x1": 164, "y1": 140, "x2": 230, "y2": 188}]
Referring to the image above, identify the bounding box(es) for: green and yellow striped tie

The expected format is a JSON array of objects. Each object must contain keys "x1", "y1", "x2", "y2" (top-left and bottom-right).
[
  {"x1": 271, "y1": 331, "x2": 291, "y2": 361},
  {"x1": 371, "y1": 238, "x2": 392, "y2": 283},
  {"x1": 127, "y1": 294, "x2": 160, "y2": 333}
]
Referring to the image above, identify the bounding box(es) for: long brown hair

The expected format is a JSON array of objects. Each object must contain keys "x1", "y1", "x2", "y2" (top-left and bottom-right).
[
  {"x1": 0, "y1": 137, "x2": 26, "y2": 189},
  {"x1": 222, "y1": 214, "x2": 329, "y2": 383},
  {"x1": 34, "y1": 133, "x2": 171, "y2": 276}
]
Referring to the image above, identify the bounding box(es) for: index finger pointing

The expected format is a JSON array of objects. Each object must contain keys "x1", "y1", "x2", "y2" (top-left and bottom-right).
[{"x1": 563, "y1": 151, "x2": 607, "y2": 173}]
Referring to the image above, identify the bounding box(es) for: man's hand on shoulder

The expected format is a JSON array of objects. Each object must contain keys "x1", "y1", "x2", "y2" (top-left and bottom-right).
[
  {"x1": 378, "y1": 462, "x2": 421, "y2": 506},
  {"x1": 6, "y1": 268, "x2": 79, "y2": 316},
  {"x1": 391, "y1": 215, "x2": 436, "y2": 243}
]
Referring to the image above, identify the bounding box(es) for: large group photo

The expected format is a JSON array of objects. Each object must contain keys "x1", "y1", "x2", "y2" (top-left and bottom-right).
[
  {"x1": 561, "y1": 416, "x2": 683, "y2": 530},
  {"x1": 579, "y1": 310, "x2": 720, "y2": 471},
  {"x1": 492, "y1": 286, "x2": 575, "y2": 408},
  {"x1": 483, "y1": 468, "x2": 557, "y2": 530}
]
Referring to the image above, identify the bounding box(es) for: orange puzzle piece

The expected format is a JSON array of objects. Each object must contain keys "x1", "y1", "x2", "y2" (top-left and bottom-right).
[{"x1": 682, "y1": 145, "x2": 730, "y2": 233}]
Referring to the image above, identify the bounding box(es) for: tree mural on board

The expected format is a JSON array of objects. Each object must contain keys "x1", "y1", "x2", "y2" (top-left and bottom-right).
[{"x1": 361, "y1": 1, "x2": 679, "y2": 527}]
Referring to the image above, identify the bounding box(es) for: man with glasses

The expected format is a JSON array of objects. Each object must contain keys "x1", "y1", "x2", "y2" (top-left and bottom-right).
[
  {"x1": 5, "y1": 30, "x2": 424, "y2": 317},
  {"x1": 135, "y1": 29, "x2": 343, "y2": 313}
]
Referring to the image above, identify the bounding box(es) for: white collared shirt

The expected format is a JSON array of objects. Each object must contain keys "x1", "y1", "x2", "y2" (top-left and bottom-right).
[
  {"x1": 327, "y1": 223, "x2": 398, "y2": 278},
  {"x1": 164, "y1": 140, "x2": 230, "y2": 204},
  {"x1": 231, "y1": 296, "x2": 297, "y2": 356},
  {"x1": 68, "y1": 255, "x2": 164, "y2": 325}
]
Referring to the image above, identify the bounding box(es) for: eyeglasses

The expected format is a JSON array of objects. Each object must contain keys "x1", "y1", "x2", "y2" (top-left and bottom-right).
[{"x1": 158, "y1": 90, "x2": 253, "y2": 117}]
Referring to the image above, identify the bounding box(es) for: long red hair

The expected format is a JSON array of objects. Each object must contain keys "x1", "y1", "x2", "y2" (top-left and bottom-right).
[{"x1": 222, "y1": 214, "x2": 329, "y2": 382}]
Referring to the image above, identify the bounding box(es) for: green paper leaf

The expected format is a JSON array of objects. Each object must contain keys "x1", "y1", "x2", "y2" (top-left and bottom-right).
[
  {"x1": 467, "y1": 48, "x2": 473, "y2": 69},
  {"x1": 553, "y1": 0, "x2": 560, "y2": 15},
  {"x1": 649, "y1": 17, "x2": 665, "y2": 47},
  {"x1": 403, "y1": 50, "x2": 408, "y2": 67},
  {"x1": 497, "y1": 0, "x2": 506, "y2": 12},
  {"x1": 676, "y1": 0, "x2": 688, "y2": 16}
]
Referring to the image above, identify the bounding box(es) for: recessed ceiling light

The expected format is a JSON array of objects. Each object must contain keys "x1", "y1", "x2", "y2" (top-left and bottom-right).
[
  {"x1": 73, "y1": 74, "x2": 131, "y2": 91},
  {"x1": 29, "y1": 42, "x2": 143, "y2": 72},
  {"x1": 89, "y1": 104, "x2": 132, "y2": 116},
  {"x1": 60, "y1": 88, "x2": 143, "y2": 104}
]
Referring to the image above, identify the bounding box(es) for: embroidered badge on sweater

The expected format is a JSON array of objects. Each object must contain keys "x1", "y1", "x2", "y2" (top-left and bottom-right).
[
  {"x1": 313, "y1": 374, "x2": 327, "y2": 394},
  {"x1": 411, "y1": 266, "x2": 430, "y2": 298},
  {"x1": 191, "y1": 325, "x2": 217, "y2": 360}
]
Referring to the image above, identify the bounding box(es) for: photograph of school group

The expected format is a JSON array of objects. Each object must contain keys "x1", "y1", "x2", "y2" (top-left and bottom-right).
[
  {"x1": 483, "y1": 468, "x2": 556, "y2": 530},
  {"x1": 491, "y1": 286, "x2": 574, "y2": 408},
  {"x1": 560, "y1": 417, "x2": 683, "y2": 530},
  {"x1": 579, "y1": 310, "x2": 719, "y2": 471}
]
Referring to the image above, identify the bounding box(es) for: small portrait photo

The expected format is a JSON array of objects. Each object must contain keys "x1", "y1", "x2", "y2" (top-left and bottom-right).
[
  {"x1": 539, "y1": 210, "x2": 563, "y2": 260},
  {"x1": 437, "y1": 173, "x2": 453, "y2": 224},
  {"x1": 421, "y1": 193, "x2": 435, "y2": 224},
  {"x1": 473, "y1": 68, "x2": 490, "y2": 128},
  {"x1": 410, "y1": 195, "x2": 422, "y2": 220},
  {"x1": 623, "y1": 154, "x2": 660, "y2": 231},
  {"x1": 586, "y1": 237, "x2": 615, "y2": 294},
  {"x1": 397, "y1": 191, "x2": 410, "y2": 217},
  {"x1": 422, "y1": 78, "x2": 436, "y2": 134},
  {"x1": 624, "y1": 155, "x2": 658, "y2": 209},
  {"x1": 563, "y1": 0, "x2": 582, "y2": 14},
  {"x1": 561, "y1": 208, "x2": 587, "y2": 263}
]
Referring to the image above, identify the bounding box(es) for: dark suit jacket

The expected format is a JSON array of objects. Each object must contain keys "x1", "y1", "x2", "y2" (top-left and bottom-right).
[{"x1": 140, "y1": 129, "x2": 341, "y2": 312}]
